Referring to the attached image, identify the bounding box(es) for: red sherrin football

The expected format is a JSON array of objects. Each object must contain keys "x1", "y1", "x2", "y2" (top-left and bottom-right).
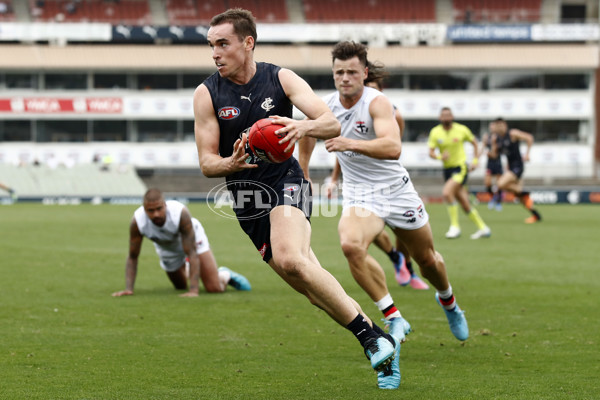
[{"x1": 248, "y1": 118, "x2": 294, "y2": 164}]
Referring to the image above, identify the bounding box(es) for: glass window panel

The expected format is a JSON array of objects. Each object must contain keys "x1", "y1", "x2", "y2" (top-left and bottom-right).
[
  {"x1": 489, "y1": 73, "x2": 540, "y2": 89},
  {"x1": 539, "y1": 120, "x2": 581, "y2": 141},
  {"x1": 94, "y1": 74, "x2": 128, "y2": 89},
  {"x1": 137, "y1": 120, "x2": 178, "y2": 142},
  {"x1": 403, "y1": 120, "x2": 438, "y2": 142},
  {"x1": 45, "y1": 73, "x2": 87, "y2": 90},
  {"x1": 182, "y1": 120, "x2": 195, "y2": 141},
  {"x1": 493, "y1": 120, "x2": 581, "y2": 142},
  {"x1": 0, "y1": 120, "x2": 32, "y2": 141},
  {"x1": 384, "y1": 74, "x2": 405, "y2": 89},
  {"x1": 543, "y1": 74, "x2": 589, "y2": 90},
  {"x1": 404, "y1": 119, "x2": 481, "y2": 142},
  {"x1": 6, "y1": 73, "x2": 39, "y2": 89},
  {"x1": 408, "y1": 74, "x2": 470, "y2": 90},
  {"x1": 92, "y1": 120, "x2": 127, "y2": 141},
  {"x1": 182, "y1": 74, "x2": 210, "y2": 89},
  {"x1": 137, "y1": 74, "x2": 177, "y2": 90},
  {"x1": 36, "y1": 120, "x2": 88, "y2": 142},
  {"x1": 297, "y1": 73, "x2": 335, "y2": 90}
]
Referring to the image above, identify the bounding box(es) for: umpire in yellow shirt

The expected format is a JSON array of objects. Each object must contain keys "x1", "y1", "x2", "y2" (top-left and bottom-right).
[{"x1": 428, "y1": 107, "x2": 491, "y2": 240}]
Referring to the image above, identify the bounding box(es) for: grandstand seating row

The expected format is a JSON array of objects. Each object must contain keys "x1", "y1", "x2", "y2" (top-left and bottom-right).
[
  {"x1": 0, "y1": 163, "x2": 147, "y2": 197},
  {"x1": 29, "y1": 0, "x2": 151, "y2": 25},
  {"x1": 0, "y1": 0, "x2": 15, "y2": 21},
  {"x1": 453, "y1": 0, "x2": 542, "y2": 23},
  {"x1": 14, "y1": 0, "x2": 543, "y2": 25}
]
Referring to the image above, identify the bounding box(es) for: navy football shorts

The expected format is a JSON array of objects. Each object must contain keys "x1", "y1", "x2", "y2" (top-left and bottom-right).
[
  {"x1": 486, "y1": 157, "x2": 503, "y2": 176},
  {"x1": 237, "y1": 174, "x2": 312, "y2": 263}
]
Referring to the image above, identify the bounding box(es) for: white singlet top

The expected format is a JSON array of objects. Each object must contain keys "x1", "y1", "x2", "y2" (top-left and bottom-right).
[
  {"x1": 323, "y1": 86, "x2": 409, "y2": 189},
  {"x1": 134, "y1": 200, "x2": 186, "y2": 260}
]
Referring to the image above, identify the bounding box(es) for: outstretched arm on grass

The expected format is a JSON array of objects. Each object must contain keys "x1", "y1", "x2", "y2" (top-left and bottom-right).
[{"x1": 112, "y1": 218, "x2": 143, "y2": 297}]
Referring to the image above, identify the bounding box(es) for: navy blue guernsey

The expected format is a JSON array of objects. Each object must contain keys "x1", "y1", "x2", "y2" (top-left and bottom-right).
[
  {"x1": 203, "y1": 62, "x2": 304, "y2": 217},
  {"x1": 498, "y1": 128, "x2": 523, "y2": 169},
  {"x1": 485, "y1": 134, "x2": 501, "y2": 160}
]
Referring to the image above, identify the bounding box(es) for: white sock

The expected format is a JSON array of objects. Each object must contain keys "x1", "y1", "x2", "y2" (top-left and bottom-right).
[
  {"x1": 375, "y1": 293, "x2": 393, "y2": 311},
  {"x1": 375, "y1": 293, "x2": 402, "y2": 319},
  {"x1": 437, "y1": 285, "x2": 456, "y2": 310},
  {"x1": 219, "y1": 269, "x2": 231, "y2": 284},
  {"x1": 437, "y1": 285, "x2": 453, "y2": 299}
]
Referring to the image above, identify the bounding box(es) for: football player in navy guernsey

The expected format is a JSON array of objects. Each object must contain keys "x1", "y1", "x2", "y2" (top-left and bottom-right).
[
  {"x1": 112, "y1": 189, "x2": 251, "y2": 297},
  {"x1": 300, "y1": 41, "x2": 470, "y2": 389},
  {"x1": 193, "y1": 8, "x2": 399, "y2": 382},
  {"x1": 492, "y1": 118, "x2": 542, "y2": 223},
  {"x1": 480, "y1": 121, "x2": 505, "y2": 211}
]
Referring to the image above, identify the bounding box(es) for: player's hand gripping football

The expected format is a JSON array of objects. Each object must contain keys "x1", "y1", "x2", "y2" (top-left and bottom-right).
[
  {"x1": 269, "y1": 115, "x2": 306, "y2": 153},
  {"x1": 230, "y1": 132, "x2": 259, "y2": 171}
]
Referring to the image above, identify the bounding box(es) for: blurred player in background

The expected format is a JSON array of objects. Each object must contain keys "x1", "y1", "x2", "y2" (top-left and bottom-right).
[
  {"x1": 481, "y1": 121, "x2": 504, "y2": 211},
  {"x1": 323, "y1": 61, "x2": 428, "y2": 290},
  {"x1": 492, "y1": 118, "x2": 542, "y2": 223},
  {"x1": 0, "y1": 181, "x2": 17, "y2": 201},
  {"x1": 112, "y1": 188, "x2": 251, "y2": 297},
  {"x1": 301, "y1": 40, "x2": 470, "y2": 388},
  {"x1": 193, "y1": 8, "x2": 400, "y2": 385},
  {"x1": 428, "y1": 107, "x2": 491, "y2": 239}
]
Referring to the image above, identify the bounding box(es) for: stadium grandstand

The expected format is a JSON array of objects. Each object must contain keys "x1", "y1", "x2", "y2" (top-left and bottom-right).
[{"x1": 0, "y1": 0, "x2": 599, "y2": 203}]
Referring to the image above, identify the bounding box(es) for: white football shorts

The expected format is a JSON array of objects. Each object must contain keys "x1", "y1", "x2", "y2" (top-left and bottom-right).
[
  {"x1": 342, "y1": 176, "x2": 429, "y2": 231},
  {"x1": 158, "y1": 218, "x2": 211, "y2": 272}
]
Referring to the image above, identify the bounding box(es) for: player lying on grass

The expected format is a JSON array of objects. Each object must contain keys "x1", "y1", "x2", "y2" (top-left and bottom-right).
[{"x1": 112, "y1": 188, "x2": 251, "y2": 297}]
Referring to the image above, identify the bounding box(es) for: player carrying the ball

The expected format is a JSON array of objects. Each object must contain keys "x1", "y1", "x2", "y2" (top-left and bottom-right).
[
  {"x1": 193, "y1": 8, "x2": 402, "y2": 387},
  {"x1": 300, "y1": 41, "x2": 470, "y2": 388}
]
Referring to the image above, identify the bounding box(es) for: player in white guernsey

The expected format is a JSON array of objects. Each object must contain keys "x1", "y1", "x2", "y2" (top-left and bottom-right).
[
  {"x1": 112, "y1": 188, "x2": 250, "y2": 297},
  {"x1": 300, "y1": 42, "x2": 469, "y2": 389}
]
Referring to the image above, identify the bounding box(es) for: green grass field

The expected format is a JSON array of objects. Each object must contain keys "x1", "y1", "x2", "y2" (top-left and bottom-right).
[{"x1": 1, "y1": 202, "x2": 599, "y2": 399}]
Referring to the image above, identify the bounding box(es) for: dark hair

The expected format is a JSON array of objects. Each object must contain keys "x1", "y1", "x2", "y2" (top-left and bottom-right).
[
  {"x1": 441, "y1": 106, "x2": 452, "y2": 113},
  {"x1": 494, "y1": 117, "x2": 505, "y2": 123},
  {"x1": 144, "y1": 188, "x2": 163, "y2": 203},
  {"x1": 210, "y1": 8, "x2": 257, "y2": 50},
  {"x1": 331, "y1": 41, "x2": 368, "y2": 67},
  {"x1": 364, "y1": 60, "x2": 388, "y2": 90}
]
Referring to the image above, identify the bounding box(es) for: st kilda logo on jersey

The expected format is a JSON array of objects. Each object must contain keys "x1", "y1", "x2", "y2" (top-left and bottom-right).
[{"x1": 354, "y1": 121, "x2": 368, "y2": 135}]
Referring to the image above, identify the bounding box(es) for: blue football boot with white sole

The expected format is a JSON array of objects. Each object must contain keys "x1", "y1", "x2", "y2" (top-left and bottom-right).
[
  {"x1": 377, "y1": 335, "x2": 401, "y2": 389},
  {"x1": 364, "y1": 336, "x2": 395, "y2": 372},
  {"x1": 388, "y1": 316, "x2": 412, "y2": 344},
  {"x1": 219, "y1": 266, "x2": 251, "y2": 291},
  {"x1": 435, "y1": 293, "x2": 469, "y2": 341}
]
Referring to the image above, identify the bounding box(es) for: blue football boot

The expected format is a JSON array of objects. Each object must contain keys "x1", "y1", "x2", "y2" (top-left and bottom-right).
[
  {"x1": 364, "y1": 336, "x2": 395, "y2": 372},
  {"x1": 219, "y1": 267, "x2": 251, "y2": 291},
  {"x1": 435, "y1": 293, "x2": 469, "y2": 341},
  {"x1": 377, "y1": 335, "x2": 401, "y2": 389}
]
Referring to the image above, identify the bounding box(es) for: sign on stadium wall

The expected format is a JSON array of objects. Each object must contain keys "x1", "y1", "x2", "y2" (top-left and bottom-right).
[
  {"x1": 0, "y1": 93, "x2": 592, "y2": 119},
  {"x1": 1, "y1": 22, "x2": 599, "y2": 45},
  {"x1": 0, "y1": 98, "x2": 122, "y2": 113},
  {"x1": 530, "y1": 24, "x2": 600, "y2": 41},
  {"x1": 447, "y1": 25, "x2": 531, "y2": 42},
  {"x1": 0, "y1": 22, "x2": 111, "y2": 42}
]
